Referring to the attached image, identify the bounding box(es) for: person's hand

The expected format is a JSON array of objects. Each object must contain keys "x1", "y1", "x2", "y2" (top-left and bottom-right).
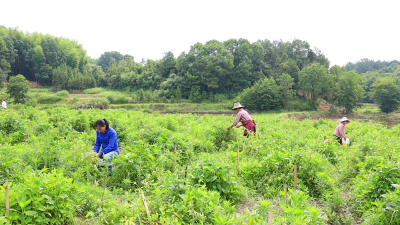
[
  {"x1": 94, "y1": 152, "x2": 101, "y2": 157},
  {"x1": 344, "y1": 137, "x2": 347, "y2": 141},
  {"x1": 227, "y1": 126, "x2": 231, "y2": 130},
  {"x1": 236, "y1": 125, "x2": 241, "y2": 128}
]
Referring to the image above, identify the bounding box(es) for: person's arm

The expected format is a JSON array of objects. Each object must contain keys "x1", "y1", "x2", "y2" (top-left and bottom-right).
[
  {"x1": 100, "y1": 130, "x2": 118, "y2": 155},
  {"x1": 93, "y1": 131, "x2": 101, "y2": 153},
  {"x1": 229, "y1": 113, "x2": 241, "y2": 128}
]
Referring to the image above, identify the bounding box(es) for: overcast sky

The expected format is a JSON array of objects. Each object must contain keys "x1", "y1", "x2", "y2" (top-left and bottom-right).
[{"x1": 1, "y1": 0, "x2": 399, "y2": 66}]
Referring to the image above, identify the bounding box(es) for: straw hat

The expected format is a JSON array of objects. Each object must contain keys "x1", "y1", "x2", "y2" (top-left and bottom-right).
[
  {"x1": 232, "y1": 102, "x2": 244, "y2": 110},
  {"x1": 340, "y1": 117, "x2": 350, "y2": 123}
]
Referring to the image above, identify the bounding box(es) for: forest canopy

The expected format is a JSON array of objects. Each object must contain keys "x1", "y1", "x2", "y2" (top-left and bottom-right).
[{"x1": 1, "y1": 25, "x2": 399, "y2": 112}]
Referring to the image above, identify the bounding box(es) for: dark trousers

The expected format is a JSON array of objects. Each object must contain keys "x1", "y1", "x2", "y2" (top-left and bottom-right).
[{"x1": 334, "y1": 135, "x2": 342, "y2": 145}]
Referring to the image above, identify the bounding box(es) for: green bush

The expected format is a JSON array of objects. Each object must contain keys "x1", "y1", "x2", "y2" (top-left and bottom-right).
[
  {"x1": 242, "y1": 151, "x2": 333, "y2": 198},
  {"x1": 76, "y1": 98, "x2": 110, "y2": 109},
  {"x1": 236, "y1": 77, "x2": 282, "y2": 111},
  {"x1": 274, "y1": 189, "x2": 327, "y2": 224},
  {"x1": 106, "y1": 94, "x2": 128, "y2": 104},
  {"x1": 191, "y1": 159, "x2": 242, "y2": 202},
  {"x1": 55, "y1": 90, "x2": 69, "y2": 97},
  {"x1": 0, "y1": 170, "x2": 78, "y2": 224},
  {"x1": 363, "y1": 185, "x2": 400, "y2": 225},
  {"x1": 164, "y1": 186, "x2": 235, "y2": 224},
  {"x1": 36, "y1": 94, "x2": 63, "y2": 104},
  {"x1": 354, "y1": 159, "x2": 400, "y2": 212},
  {"x1": 83, "y1": 88, "x2": 106, "y2": 94},
  {"x1": 211, "y1": 126, "x2": 236, "y2": 149}
]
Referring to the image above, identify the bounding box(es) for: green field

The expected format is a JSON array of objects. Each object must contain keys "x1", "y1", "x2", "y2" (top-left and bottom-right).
[{"x1": 0, "y1": 107, "x2": 399, "y2": 224}]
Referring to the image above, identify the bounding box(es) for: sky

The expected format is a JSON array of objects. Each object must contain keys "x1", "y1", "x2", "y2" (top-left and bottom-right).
[{"x1": 1, "y1": 0, "x2": 399, "y2": 66}]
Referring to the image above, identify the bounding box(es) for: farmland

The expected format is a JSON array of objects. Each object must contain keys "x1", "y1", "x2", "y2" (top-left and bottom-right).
[{"x1": 0, "y1": 107, "x2": 399, "y2": 224}]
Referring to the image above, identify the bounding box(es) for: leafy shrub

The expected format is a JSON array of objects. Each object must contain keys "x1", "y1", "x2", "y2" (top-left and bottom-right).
[
  {"x1": 37, "y1": 94, "x2": 63, "y2": 104},
  {"x1": 55, "y1": 90, "x2": 69, "y2": 97},
  {"x1": 0, "y1": 170, "x2": 77, "y2": 224},
  {"x1": 242, "y1": 151, "x2": 333, "y2": 198},
  {"x1": 191, "y1": 159, "x2": 242, "y2": 202},
  {"x1": 83, "y1": 88, "x2": 105, "y2": 94},
  {"x1": 0, "y1": 114, "x2": 26, "y2": 144},
  {"x1": 211, "y1": 126, "x2": 236, "y2": 149},
  {"x1": 164, "y1": 187, "x2": 235, "y2": 224},
  {"x1": 71, "y1": 111, "x2": 90, "y2": 132},
  {"x1": 110, "y1": 146, "x2": 158, "y2": 190},
  {"x1": 76, "y1": 98, "x2": 110, "y2": 109},
  {"x1": 363, "y1": 185, "x2": 400, "y2": 225},
  {"x1": 72, "y1": 96, "x2": 79, "y2": 104},
  {"x1": 107, "y1": 94, "x2": 128, "y2": 104},
  {"x1": 236, "y1": 77, "x2": 282, "y2": 111},
  {"x1": 274, "y1": 189, "x2": 327, "y2": 224},
  {"x1": 354, "y1": 159, "x2": 400, "y2": 212}
]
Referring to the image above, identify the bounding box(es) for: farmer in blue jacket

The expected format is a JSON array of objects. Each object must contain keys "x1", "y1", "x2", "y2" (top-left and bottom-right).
[{"x1": 93, "y1": 119, "x2": 120, "y2": 175}]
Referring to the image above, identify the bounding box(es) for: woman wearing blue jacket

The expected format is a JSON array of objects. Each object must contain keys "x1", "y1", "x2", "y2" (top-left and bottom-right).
[{"x1": 93, "y1": 119, "x2": 120, "y2": 175}]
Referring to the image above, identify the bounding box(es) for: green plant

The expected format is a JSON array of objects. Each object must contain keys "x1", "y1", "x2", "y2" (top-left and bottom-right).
[
  {"x1": 354, "y1": 160, "x2": 400, "y2": 212},
  {"x1": 276, "y1": 189, "x2": 327, "y2": 224},
  {"x1": 0, "y1": 169, "x2": 77, "y2": 224},
  {"x1": 76, "y1": 97, "x2": 110, "y2": 109},
  {"x1": 55, "y1": 90, "x2": 69, "y2": 97},
  {"x1": 191, "y1": 159, "x2": 242, "y2": 202}
]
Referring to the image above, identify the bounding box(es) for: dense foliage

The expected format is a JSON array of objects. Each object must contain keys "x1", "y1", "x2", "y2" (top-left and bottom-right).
[
  {"x1": 2, "y1": 25, "x2": 400, "y2": 113},
  {"x1": 347, "y1": 58, "x2": 400, "y2": 106},
  {"x1": 6, "y1": 74, "x2": 30, "y2": 103},
  {"x1": 0, "y1": 107, "x2": 398, "y2": 224}
]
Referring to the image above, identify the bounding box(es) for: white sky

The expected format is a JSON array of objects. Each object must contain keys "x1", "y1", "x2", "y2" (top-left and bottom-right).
[{"x1": 1, "y1": 0, "x2": 399, "y2": 66}]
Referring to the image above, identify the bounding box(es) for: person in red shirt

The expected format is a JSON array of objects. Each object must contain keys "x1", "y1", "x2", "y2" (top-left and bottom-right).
[
  {"x1": 333, "y1": 117, "x2": 350, "y2": 145},
  {"x1": 227, "y1": 102, "x2": 256, "y2": 137}
]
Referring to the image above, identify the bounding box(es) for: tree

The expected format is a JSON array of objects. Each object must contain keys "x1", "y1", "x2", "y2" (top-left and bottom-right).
[
  {"x1": 158, "y1": 51, "x2": 176, "y2": 78},
  {"x1": 276, "y1": 73, "x2": 295, "y2": 106},
  {"x1": 237, "y1": 77, "x2": 282, "y2": 111},
  {"x1": 298, "y1": 63, "x2": 330, "y2": 108},
  {"x1": 337, "y1": 71, "x2": 365, "y2": 113},
  {"x1": 97, "y1": 51, "x2": 125, "y2": 72},
  {"x1": 7, "y1": 74, "x2": 30, "y2": 103},
  {"x1": 370, "y1": 77, "x2": 400, "y2": 113},
  {"x1": 0, "y1": 38, "x2": 11, "y2": 77}
]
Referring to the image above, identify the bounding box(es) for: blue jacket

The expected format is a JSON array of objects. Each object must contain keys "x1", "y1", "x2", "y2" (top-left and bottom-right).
[{"x1": 93, "y1": 127, "x2": 120, "y2": 155}]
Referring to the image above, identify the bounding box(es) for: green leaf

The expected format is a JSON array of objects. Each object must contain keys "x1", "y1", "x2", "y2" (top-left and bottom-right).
[
  {"x1": 24, "y1": 211, "x2": 37, "y2": 216},
  {"x1": 391, "y1": 184, "x2": 400, "y2": 188}
]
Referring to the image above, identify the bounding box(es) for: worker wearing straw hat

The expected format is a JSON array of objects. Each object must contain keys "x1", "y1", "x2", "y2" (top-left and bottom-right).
[
  {"x1": 227, "y1": 102, "x2": 256, "y2": 137},
  {"x1": 333, "y1": 117, "x2": 350, "y2": 145}
]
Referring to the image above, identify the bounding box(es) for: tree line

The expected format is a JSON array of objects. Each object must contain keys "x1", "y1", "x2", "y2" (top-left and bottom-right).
[{"x1": 1, "y1": 25, "x2": 399, "y2": 113}]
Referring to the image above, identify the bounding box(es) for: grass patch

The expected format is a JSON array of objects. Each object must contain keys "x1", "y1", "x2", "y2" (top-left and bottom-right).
[
  {"x1": 354, "y1": 103, "x2": 380, "y2": 113},
  {"x1": 82, "y1": 88, "x2": 107, "y2": 94}
]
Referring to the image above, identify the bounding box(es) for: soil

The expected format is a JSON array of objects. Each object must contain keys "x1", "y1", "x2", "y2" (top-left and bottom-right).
[{"x1": 29, "y1": 81, "x2": 42, "y2": 88}]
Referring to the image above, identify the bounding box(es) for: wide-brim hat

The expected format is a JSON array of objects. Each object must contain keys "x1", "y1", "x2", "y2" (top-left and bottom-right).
[
  {"x1": 340, "y1": 117, "x2": 350, "y2": 123},
  {"x1": 232, "y1": 102, "x2": 244, "y2": 110}
]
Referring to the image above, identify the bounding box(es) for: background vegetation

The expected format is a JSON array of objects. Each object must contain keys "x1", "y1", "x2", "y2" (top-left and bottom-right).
[{"x1": 3, "y1": 26, "x2": 400, "y2": 113}]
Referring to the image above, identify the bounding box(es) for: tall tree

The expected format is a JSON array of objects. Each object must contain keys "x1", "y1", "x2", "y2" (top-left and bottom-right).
[
  {"x1": 7, "y1": 74, "x2": 30, "y2": 103},
  {"x1": 371, "y1": 77, "x2": 400, "y2": 113},
  {"x1": 0, "y1": 38, "x2": 11, "y2": 78},
  {"x1": 158, "y1": 51, "x2": 176, "y2": 78},
  {"x1": 337, "y1": 70, "x2": 365, "y2": 113},
  {"x1": 97, "y1": 51, "x2": 124, "y2": 72},
  {"x1": 298, "y1": 63, "x2": 330, "y2": 108},
  {"x1": 275, "y1": 73, "x2": 295, "y2": 106}
]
